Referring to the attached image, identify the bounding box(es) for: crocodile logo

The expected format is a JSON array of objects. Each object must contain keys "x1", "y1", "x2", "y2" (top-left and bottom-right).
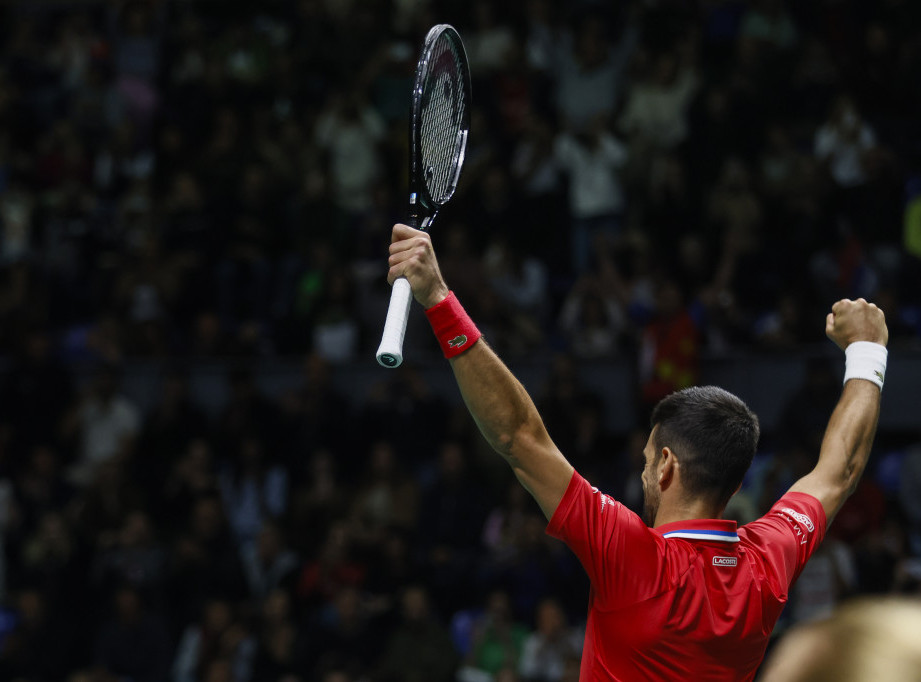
[{"x1": 447, "y1": 334, "x2": 467, "y2": 348}]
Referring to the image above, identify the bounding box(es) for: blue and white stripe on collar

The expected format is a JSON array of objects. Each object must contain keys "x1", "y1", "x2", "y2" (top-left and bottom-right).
[{"x1": 662, "y1": 528, "x2": 740, "y2": 543}]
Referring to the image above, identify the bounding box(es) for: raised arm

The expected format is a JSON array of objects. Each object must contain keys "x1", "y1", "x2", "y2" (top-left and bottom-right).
[
  {"x1": 387, "y1": 224, "x2": 573, "y2": 519},
  {"x1": 788, "y1": 298, "x2": 888, "y2": 522}
]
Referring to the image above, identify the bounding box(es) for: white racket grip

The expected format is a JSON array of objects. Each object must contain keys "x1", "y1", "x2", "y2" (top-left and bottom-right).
[{"x1": 376, "y1": 277, "x2": 414, "y2": 368}]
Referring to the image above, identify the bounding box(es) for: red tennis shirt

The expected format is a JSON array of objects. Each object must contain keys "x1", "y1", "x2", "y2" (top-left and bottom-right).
[{"x1": 547, "y1": 471, "x2": 827, "y2": 681}]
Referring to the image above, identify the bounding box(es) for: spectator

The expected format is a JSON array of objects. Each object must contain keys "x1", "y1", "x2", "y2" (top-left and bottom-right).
[
  {"x1": 314, "y1": 89, "x2": 386, "y2": 240},
  {"x1": 352, "y1": 440, "x2": 419, "y2": 542},
  {"x1": 160, "y1": 170, "x2": 217, "y2": 329},
  {"x1": 160, "y1": 437, "x2": 219, "y2": 533},
  {"x1": 739, "y1": 0, "x2": 798, "y2": 53},
  {"x1": 619, "y1": 50, "x2": 700, "y2": 153},
  {"x1": 706, "y1": 157, "x2": 764, "y2": 262},
  {"x1": 558, "y1": 274, "x2": 626, "y2": 359},
  {"x1": 481, "y1": 481, "x2": 532, "y2": 565},
  {"x1": 459, "y1": 589, "x2": 530, "y2": 680},
  {"x1": 518, "y1": 598, "x2": 583, "y2": 682},
  {"x1": 522, "y1": 0, "x2": 559, "y2": 73},
  {"x1": 64, "y1": 363, "x2": 140, "y2": 487},
  {"x1": 218, "y1": 435, "x2": 288, "y2": 547},
  {"x1": 240, "y1": 521, "x2": 298, "y2": 601},
  {"x1": 785, "y1": 537, "x2": 857, "y2": 626},
  {"x1": 281, "y1": 352, "x2": 354, "y2": 463},
  {"x1": 358, "y1": 365, "x2": 450, "y2": 474},
  {"x1": 108, "y1": 0, "x2": 165, "y2": 132},
  {"x1": 753, "y1": 292, "x2": 810, "y2": 349},
  {"x1": 173, "y1": 598, "x2": 255, "y2": 682},
  {"x1": 553, "y1": 122, "x2": 629, "y2": 274},
  {"x1": 297, "y1": 520, "x2": 366, "y2": 609},
  {"x1": 638, "y1": 278, "x2": 701, "y2": 412},
  {"x1": 375, "y1": 584, "x2": 458, "y2": 682},
  {"x1": 509, "y1": 113, "x2": 565, "y2": 269},
  {"x1": 311, "y1": 265, "x2": 360, "y2": 363},
  {"x1": 419, "y1": 441, "x2": 489, "y2": 583},
  {"x1": 483, "y1": 237, "x2": 549, "y2": 354},
  {"x1": 466, "y1": 1, "x2": 516, "y2": 74},
  {"x1": 12, "y1": 445, "x2": 74, "y2": 531},
  {"x1": 496, "y1": 513, "x2": 583, "y2": 624},
  {"x1": 15, "y1": 510, "x2": 85, "y2": 610},
  {"x1": 814, "y1": 95, "x2": 878, "y2": 203},
  {"x1": 288, "y1": 448, "x2": 346, "y2": 558},
  {"x1": 140, "y1": 367, "x2": 208, "y2": 479},
  {"x1": 94, "y1": 585, "x2": 171, "y2": 682},
  {"x1": 167, "y1": 496, "x2": 248, "y2": 628},
  {"x1": 303, "y1": 585, "x2": 379, "y2": 680},
  {"x1": 93, "y1": 120, "x2": 154, "y2": 198},
  {"x1": 552, "y1": 12, "x2": 639, "y2": 133},
  {"x1": 535, "y1": 354, "x2": 603, "y2": 460},
  {"x1": 92, "y1": 510, "x2": 166, "y2": 595}
]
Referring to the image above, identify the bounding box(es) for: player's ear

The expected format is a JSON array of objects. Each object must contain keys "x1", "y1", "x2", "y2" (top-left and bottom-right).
[{"x1": 658, "y1": 447, "x2": 676, "y2": 490}]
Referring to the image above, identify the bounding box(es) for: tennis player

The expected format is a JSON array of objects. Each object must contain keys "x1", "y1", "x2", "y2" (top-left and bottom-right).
[{"x1": 386, "y1": 223, "x2": 889, "y2": 681}]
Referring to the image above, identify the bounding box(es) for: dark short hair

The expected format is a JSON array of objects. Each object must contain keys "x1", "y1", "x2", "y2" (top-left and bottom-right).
[{"x1": 650, "y1": 386, "x2": 760, "y2": 510}]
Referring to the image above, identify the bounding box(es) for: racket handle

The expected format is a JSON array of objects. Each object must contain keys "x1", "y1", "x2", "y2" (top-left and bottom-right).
[{"x1": 376, "y1": 277, "x2": 414, "y2": 368}]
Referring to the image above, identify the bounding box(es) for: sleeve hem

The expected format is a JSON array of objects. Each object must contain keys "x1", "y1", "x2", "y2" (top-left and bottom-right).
[{"x1": 546, "y1": 469, "x2": 582, "y2": 539}]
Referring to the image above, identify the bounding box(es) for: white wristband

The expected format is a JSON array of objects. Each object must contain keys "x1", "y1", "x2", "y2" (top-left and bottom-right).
[{"x1": 843, "y1": 341, "x2": 888, "y2": 390}]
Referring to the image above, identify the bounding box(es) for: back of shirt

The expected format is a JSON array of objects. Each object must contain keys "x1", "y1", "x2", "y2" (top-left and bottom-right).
[{"x1": 547, "y1": 472, "x2": 827, "y2": 681}]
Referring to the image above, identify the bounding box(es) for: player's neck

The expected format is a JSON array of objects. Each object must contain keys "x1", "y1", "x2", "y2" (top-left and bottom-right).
[{"x1": 653, "y1": 495, "x2": 723, "y2": 527}]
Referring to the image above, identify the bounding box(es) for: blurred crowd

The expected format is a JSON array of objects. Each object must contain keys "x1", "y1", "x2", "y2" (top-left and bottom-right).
[
  {"x1": 1, "y1": 335, "x2": 919, "y2": 682},
  {"x1": 1, "y1": 0, "x2": 921, "y2": 367},
  {"x1": 0, "y1": 0, "x2": 921, "y2": 681}
]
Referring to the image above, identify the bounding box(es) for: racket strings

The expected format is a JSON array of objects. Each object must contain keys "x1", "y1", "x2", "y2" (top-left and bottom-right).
[{"x1": 419, "y1": 37, "x2": 466, "y2": 204}]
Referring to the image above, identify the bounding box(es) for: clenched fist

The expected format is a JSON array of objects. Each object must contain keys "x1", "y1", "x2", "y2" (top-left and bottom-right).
[{"x1": 825, "y1": 298, "x2": 888, "y2": 351}]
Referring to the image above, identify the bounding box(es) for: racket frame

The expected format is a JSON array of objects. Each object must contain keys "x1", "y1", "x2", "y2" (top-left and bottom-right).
[{"x1": 407, "y1": 23, "x2": 471, "y2": 229}]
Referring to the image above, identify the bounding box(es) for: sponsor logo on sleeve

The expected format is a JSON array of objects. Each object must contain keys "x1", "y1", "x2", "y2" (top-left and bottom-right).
[
  {"x1": 712, "y1": 556, "x2": 738, "y2": 567},
  {"x1": 777, "y1": 507, "x2": 815, "y2": 545},
  {"x1": 590, "y1": 486, "x2": 613, "y2": 512},
  {"x1": 779, "y1": 508, "x2": 815, "y2": 532}
]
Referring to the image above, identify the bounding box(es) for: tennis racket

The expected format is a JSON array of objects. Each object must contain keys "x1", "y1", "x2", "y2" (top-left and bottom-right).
[{"x1": 376, "y1": 24, "x2": 471, "y2": 368}]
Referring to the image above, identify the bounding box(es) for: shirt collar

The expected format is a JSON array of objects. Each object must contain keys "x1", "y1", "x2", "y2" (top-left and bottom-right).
[{"x1": 655, "y1": 518, "x2": 740, "y2": 543}]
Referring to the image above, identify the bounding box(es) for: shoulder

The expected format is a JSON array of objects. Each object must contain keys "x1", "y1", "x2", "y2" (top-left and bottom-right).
[
  {"x1": 549, "y1": 471, "x2": 666, "y2": 565},
  {"x1": 773, "y1": 494, "x2": 824, "y2": 530},
  {"x1": 548, "y1": 472, "x2": 671, "y2": 607},
  {"x1": 547, "y1": 471, "x2": 614, "y2": 533},
  {"x1": 738, "y1": 491, "x2": 827, "y2": 581}
]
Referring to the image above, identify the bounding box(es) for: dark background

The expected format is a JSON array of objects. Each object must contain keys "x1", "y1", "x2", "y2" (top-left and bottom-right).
[{"x1": 0, "y1": 1, "x2": 920, "y2": 681}]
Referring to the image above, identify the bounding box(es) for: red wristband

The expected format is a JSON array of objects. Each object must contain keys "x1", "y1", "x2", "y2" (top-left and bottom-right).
[{"x1": 425, "y1": 291, "x2": 481, "y2": 359}]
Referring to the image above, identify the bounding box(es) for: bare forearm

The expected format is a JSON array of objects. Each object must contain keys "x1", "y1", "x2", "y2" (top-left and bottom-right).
[
  {"x1": 448, "y1": 340, "x2": 573, "y2": 518},
  {"x1": 818, "y1": 379, "x2": 881, "y2": 493},
  {"x1": 791, "y1": 379, "x2": 881, "y2": 519},
  {"x1": 449, "y1": 340, "x2": 546, "y2": 460}
]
